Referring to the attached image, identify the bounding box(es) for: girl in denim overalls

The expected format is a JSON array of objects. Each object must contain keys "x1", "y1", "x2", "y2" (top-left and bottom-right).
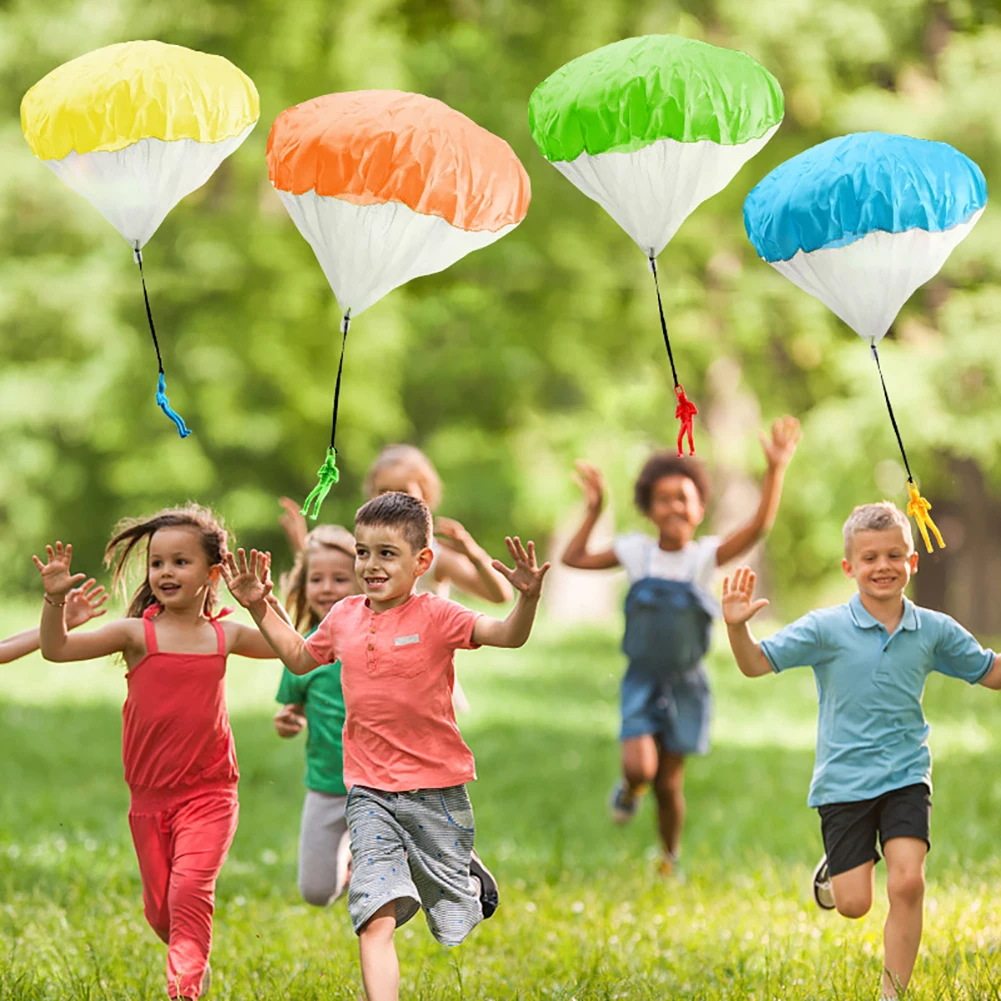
[{"x1": 562, "y1": 417, "x2": 800, "y2": 875}]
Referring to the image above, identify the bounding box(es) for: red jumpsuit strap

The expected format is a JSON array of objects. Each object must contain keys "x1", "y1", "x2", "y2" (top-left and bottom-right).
[
  {"x1": 209, "y1": 606, "x2": 234, "y2": 656},
  {"x1": 141, "y1": 604, "x2": 160, "y2": 654}
]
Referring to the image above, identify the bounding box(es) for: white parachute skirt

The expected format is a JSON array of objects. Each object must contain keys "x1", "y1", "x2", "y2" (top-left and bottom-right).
[
  {"x1": 275, "y1": 189, "x2": 520, "y2": 317},
  {"x1": 768, "y1": 210, "x2": 984, "y2": 343},
  {"x1": 43, "y1": 123, "x2": 257, "y2": 250},
  {"x1": 551, "y1": 124, "x2": 781, "y2": 257}
]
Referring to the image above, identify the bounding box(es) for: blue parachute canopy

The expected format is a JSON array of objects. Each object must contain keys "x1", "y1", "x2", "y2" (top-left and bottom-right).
[{"x1": 744, "y1": 132, "x2": 987, "y2": 264}]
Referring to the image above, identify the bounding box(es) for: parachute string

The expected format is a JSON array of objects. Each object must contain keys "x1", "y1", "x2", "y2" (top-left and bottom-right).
[
  {"x1": 134, "y1": 245, "x2": 191, "y2": 438},
  {"x1": 870, "y1": 342, "x2": 912, "y2": 481},
  {"x1": 330, "y1": 310, "x2": 351, "y2": 451},
  {"x1": 871, "y1": 341, "x2": 944, "y2": 553},
  {"x1": 648, "y1": 254, "x2": 679, "y2": 387},
  {"x1": 301, "y1": 310, "x2": 351, "y2": 520}
]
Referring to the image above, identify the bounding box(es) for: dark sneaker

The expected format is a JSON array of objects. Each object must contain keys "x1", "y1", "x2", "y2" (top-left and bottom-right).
[
  {"x1": 609, "y1": 781, "x2": 643, "y2": 825},
  {"x1": 470, "y1": 849, "x2": 499, "y2": 919},
  {"x1": 812, "y1": 855, "x2": 835, "y2": 910}
]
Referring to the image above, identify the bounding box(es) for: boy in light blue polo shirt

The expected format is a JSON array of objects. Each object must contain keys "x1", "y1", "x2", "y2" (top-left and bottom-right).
[{"x1": 723, "y1": 501, "x2": 1001, "y2": 1001}]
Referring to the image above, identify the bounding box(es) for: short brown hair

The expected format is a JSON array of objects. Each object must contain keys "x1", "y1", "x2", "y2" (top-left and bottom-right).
[
  {"x1": 633, "y1": 452, "x2": 710, "y2": 513},
  {"x1": 842, "y1": 502, "x2": 913, "y2": 557},
  {"x1": 355, "y1": 492, "x2": 432, "y2": 554}
]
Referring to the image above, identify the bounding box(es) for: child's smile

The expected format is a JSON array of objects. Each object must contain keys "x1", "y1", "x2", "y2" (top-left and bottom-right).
[{"x1": 354, "y1": 523, "x2": 432, "y2": 612}]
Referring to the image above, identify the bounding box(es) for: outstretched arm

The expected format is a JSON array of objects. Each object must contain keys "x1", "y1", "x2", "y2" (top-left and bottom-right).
[
  {"x1": 716, "y1": 417, "x2": 800, "y2": 566},
  {"x1": 722, "y1": 568, "x2": 774, "y2": 678},
  {"x1": 977, "y1": 656, "x2": 1001, "y2": 690},
  {"x1": 1, "y1": 579, "x2": 110, "y2": 664},
  {"x1": 561, "y1": 461, "x2": 619, "y2": 570},
  {"x1": 34, "y1": 544, "x2": 134, "y2": 662},
  {"x1": 222, "y1": 549, "x2": 320, "y2": 675},
  {"x1": 472, "y1": 538, "x2": 550, "y2": 649}
]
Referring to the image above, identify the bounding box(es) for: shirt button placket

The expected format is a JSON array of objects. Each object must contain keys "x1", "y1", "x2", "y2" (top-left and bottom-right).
[{"x1": 368, "y1": 616, "x2": 377, "y2": 670}]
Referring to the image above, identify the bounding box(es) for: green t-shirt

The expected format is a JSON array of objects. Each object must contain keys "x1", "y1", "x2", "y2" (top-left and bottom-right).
[{"x1": 275, "y1": 631, "x2": 346, "y2": 796}]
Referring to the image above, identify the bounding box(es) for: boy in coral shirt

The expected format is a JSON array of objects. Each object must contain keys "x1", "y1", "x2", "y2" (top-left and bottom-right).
[{"x1": 224, "y1": 491, "x2": 549, "y2": 1001}]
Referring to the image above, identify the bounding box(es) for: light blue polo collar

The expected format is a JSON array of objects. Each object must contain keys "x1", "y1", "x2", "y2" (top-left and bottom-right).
[{"x1": 848, "y1": 592, "x2": 919, "y2": 632}]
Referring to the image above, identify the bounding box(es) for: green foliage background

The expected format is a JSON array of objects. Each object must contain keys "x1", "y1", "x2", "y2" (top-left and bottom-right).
[{"x1": 2, "y1": 0, "x2": 1000, "y2": 617}]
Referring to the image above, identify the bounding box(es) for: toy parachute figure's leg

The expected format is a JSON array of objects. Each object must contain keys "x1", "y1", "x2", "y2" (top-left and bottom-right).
[
  {"x1": 677, "y1": 425, "x2": 685, "y2": 459},
  {"x1": 302, "y1": 311, "x2": 351, "y2": 519},
  {"x1": 906, "y1": 480, "x2": 945, "y2": 554},
  {"x1": 135, "y1": 245, "x2": 192, "y2": 438}
]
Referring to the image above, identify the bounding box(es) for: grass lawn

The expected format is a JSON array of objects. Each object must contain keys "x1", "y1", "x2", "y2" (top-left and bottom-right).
[{"x1": 2, "y1": 599, "x2": 1000, "y2": 999}]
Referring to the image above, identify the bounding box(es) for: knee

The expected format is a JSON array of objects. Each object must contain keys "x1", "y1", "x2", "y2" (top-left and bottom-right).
[
  {"x1": 624, "y1": 760, "x2": 658, "y2": 788},
  {"x1": 888, "y1": 868, "x2": 925, "y2": 908},
  {"x1": 298, "y1": 878, "x2": 336, "y2": 908},
  {"x1": 835, "y1": 891, "x2": 872, "y2": 919}
]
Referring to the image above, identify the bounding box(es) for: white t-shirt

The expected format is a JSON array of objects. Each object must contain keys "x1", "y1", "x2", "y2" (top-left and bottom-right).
[{"x1": 613, "y1": 533, "x2": 720, "y2": 597}]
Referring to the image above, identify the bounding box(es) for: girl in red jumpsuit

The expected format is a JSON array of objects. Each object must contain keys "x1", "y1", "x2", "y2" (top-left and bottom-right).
[{"x1": 34, "y1": 506, "x2": 279, "y2": 1000}]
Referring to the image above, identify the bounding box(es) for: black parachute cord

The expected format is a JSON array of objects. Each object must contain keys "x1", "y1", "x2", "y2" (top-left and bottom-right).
[
  {"x1": 135, "y1": 246, "x2": 164, "y2": 376},
  {"x1": 649, "y1": 253, "x2": 679, "y2": 388},
  {"x1": 329, "y1": 310, "x2": 351, "y2": 451},
  {"x1": 871, "y1": 342, "x2": 914, "y2": 485}
]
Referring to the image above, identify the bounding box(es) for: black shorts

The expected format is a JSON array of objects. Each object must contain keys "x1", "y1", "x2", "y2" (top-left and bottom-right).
[{"x1": 818, "y1": 783, "x2": 931, "y2": 877}]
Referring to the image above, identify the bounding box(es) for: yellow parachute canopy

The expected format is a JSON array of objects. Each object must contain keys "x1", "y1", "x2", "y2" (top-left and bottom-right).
[{"x1": 21, "y1": 40, "x2": 260, "y2": 436}]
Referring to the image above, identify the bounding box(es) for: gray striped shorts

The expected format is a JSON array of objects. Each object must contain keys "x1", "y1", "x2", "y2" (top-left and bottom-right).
[{"x1": 345, "y1": 784, "x2": 482, "y2": 946}]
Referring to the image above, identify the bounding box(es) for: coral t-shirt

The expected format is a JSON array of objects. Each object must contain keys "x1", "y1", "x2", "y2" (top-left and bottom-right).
[{"x1": 305, "y1": 593, "x2": 481, "y2": 792}]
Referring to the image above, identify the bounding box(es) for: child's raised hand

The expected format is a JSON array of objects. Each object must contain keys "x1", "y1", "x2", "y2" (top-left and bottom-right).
[
  {"x1": 435, "y1": 517, "x2": 475, "y2": 559},
  {"x1": 65, "y1": 579, "x2": 109, "y2": 629},
  {"x1": 492, "y1": 537, "x2": 551, "y2": 600},
  {"x1": 572, "y1": 461, "x2": 605, "y2": 513},
  {"x1": 722, "y1": 567, "x2": 770, "y2": 626},
  {"x1": 32, "y1": 542, "x2": 87, "y2": 599},
  {"x1": 759, "y1": 415, "x2": 802, "y2": 471},
  {"x1": 278, "y1": 497, "x2": 308, "y2": 553},
  {"x1": 274, "y1": 704, "x2": 305, "y2": 738},
  {"x1": 221, "y1": 549, "x2": 273, "y2": 609}
]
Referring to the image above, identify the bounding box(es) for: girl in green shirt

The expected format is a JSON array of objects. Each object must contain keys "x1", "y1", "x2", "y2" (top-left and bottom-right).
[{"x1": 274, "y1": 525, "x2": 360, "y2": 905}]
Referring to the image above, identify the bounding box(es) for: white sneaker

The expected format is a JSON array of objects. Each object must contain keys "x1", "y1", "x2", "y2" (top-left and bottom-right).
[
  {"x1": 812, "y1": 855, "x2": 835, "y2": 910},
  {"x1": 200, "y1": 963, "x2": 212, "y2": 997}
]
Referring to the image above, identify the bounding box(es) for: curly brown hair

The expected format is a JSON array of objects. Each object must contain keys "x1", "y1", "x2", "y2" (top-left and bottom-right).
[
  {"x1": 282, "y1": 525, "x2": 357, "y2": 633},
  {"x1": 633, "y1": 452, "x2": 711, "y2": 513},
  {"x1": 104, "y1": 504, "x2": 229, "y2": 618}
]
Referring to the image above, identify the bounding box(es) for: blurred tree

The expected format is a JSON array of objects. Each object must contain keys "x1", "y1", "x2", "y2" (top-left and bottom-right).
[{"x1": 1, "y1": 0, "x2": 999, "y2": 625}]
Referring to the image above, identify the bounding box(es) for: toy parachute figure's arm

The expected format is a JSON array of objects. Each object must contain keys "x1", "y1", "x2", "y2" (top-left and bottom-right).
[{"x1": 906, "y1": 480, "x2": 945, "y2": 554}]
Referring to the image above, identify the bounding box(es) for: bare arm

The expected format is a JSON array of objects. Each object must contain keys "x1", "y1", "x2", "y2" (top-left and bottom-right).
[
  {"x1": 473, "y1": 592, "x2": 542, "y2": 649},
  {"x1": 561, "y1": 461, "x2": 620, "y2": 570},
  {"x1": 471, "y1": 538, "x2": 550, "y2": 649},
  {"x1": 716, "y1": 417, "x2": 801, "y2": 567},
  {"x1": 722, "y1": 568, "x2": 774, "y2": 678},
  {"x1": 0, "y1": 629, "x2": 41, "y2": 664},
  {"x1": 221, "y1": 549, "x2": 320, "y2": 676},
  {"x1": 978, "y1": 655, "x2": 1001, "y2": 690},
  {"x1": 433, "y1": 520, "x2": 514, "y2": 603}
]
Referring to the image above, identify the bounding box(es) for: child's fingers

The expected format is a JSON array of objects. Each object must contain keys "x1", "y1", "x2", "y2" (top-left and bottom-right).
[
  {"x1": 537, "y1": 561, "x2": 552, "y2": 580},
  {"x1": 721, "y1": 576, "x2": 731, "y2": 598},
  {"x1": 491, "y1": 559, "x2": 515, "y2": 583},
  {"x1": 32, "y1": 555, "x2": 45, "y2": 572}
]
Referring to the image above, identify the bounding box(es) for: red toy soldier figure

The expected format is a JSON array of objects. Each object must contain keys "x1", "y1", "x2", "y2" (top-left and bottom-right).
[{"x1": 675, "y1": 384, "x2": 697, "y2": 457}]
